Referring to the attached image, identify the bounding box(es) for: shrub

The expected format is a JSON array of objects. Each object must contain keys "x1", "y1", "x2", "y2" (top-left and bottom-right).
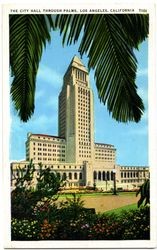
[
  {"x1": 87, "y1": 213, "x2": 122, "y2": 240},
  {"x1": 39, "y1": 219, "x2": 59, "y2": 240},
  {"x1": 11, "y1": 218, "x2": 40, "y2": 240},
  {"x1": 11, "y1": 161, "x2": 64, "y2": 220},
  {"x1": 11, "y1": 206, "x2": 150, "y2": 240},
  {"x1": 120, "y1": 206, "x2": 150, "y2": 240},
  {"x1": 33, "y1": 200, "x2": 59, "y2": 223},
  {"x1": 50, "y1": 194, "x2": 95, "y2": 239},
  {"x1": 56, "y1": 211, "x2": 97, "y2": 240}
]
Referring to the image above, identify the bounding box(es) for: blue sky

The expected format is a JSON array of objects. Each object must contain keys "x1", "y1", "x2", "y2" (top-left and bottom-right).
[{"x1": 10, "y1": 30, "x2": 148, "y2": 166}]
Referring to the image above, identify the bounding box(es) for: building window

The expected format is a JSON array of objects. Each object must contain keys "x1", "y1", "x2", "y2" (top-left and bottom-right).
[
  {"x1": 69, "y1": 172, "x2": 72, "y2": 180},
  {"x1": 111, "y1": 171, "x2": 114, "y2": 181},
  {"x1": 79, "y1": 172, "x2": 83, "y2": 180},
  {"x1": 74, "y1": 172, "x2": 77, "y2": 180},
  {"x1": 98, "y1": 171, "x2": 101, "y2": 180},
  {"x1": 102, "y1": 171, "x2": 106, "y2": 180},
  {"x1": 93, "y1": 171, "x2": 97, "y2": 180},
  {"x1": 63, "y1": 172, "x2": 66, "y2": 180},
  {"x1": 107, "y1": 171, "x2": 110, "y2": 181}
]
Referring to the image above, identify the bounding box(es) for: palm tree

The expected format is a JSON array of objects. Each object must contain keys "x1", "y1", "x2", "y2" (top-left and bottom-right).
[{"x1": 10, "y1": 14, "x2": 148, "y2": 122}]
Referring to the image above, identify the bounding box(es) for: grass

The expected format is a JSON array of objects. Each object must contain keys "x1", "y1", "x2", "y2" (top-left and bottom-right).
[
  {"x1": 58, "y1": 191, "x2": 136, "y2": 199},
  {"x1": 57, "y1": 192, "x2": 138, "y2": 213},
  {"x1": 104, "y1": 203, "x2": 137, "y2": 215}
]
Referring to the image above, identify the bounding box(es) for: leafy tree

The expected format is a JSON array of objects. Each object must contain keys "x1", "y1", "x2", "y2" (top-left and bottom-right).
[
  {"x1": 136, "y1": 179, "x2": 150, "y2": 207},
  {"x1": 11, "y1": 161, "x2": 64, "y2": 219},
  {"x1": 35, "y1": 163, "x2": 64, "y2": 201},
  {"x1": 10, "y1": 14, "x2": 148, "y2": 123}
]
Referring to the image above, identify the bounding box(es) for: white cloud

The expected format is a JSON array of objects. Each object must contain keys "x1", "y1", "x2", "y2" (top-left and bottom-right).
[
  {"x1": 35, "y1": 89, "x2": 45, "y2": 100},
  {"x1": 137, "y1": 68, "x2": 148, "y2": 77},
  {"x1": 45, "y1": 97, "x2": 58, "y2": 108},
  {"x1": 142, "y1": 110, "x2": 148, "y2": 121},
  {"x1": 128, "y1": 125, "x2": 148, "y2": 136},
  {"x1": 28, "y1": 114, "x2": 57, "y2": 130},
  {"x1": 37, "y1": 64, "x2": 62, "y2": 87},
  {"x1": 138, "y1": 86, "x2": 148, "y2": 105}
]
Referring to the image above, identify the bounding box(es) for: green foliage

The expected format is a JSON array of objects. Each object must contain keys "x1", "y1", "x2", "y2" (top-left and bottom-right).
[
  {"x1": 105, "y1": 203, "x2": 137, "y2": 215},
  {"x1": 56, "y1": 14, "x2": 148, "y2": 123},
  {"x1": 120, "y1": 206, "x2": 150, "y2": 239},
  {"x1": 11, "y1": 161, "x2": 63, "y2": 219},
  {"x1": 11, "y1": 160, "x2": 37, "y2": 219},
  {"x1": 87, "y1": 214, "x2": 121, "y2": 240},
  {"x1": 10, "y1": 14, "x2": 148, "y2": 123},
  {"x1": 136, "y1": 179, "x2": 150, "y2": 207},
  {"x1": 58, "y1": 193, "x2": 90, "y2": 221},
  {"x1": 10, "y1": 15, "x2": 54, "y2": 122},
  {"x1": 11, "y1": 218, "x2": 40, "y2": 240},
  {"x1": 33, "y1": 200, "x2": 59, "y2": 223},
  {"x1": 36, "y1": 163, "x2": 64, "y2": 200},
  {"x1": 11, "y1": 205, "x2": 150, "y2": 240},
  {"x1": 11, "y1": 173, "x2": 150, "y2": 241}
]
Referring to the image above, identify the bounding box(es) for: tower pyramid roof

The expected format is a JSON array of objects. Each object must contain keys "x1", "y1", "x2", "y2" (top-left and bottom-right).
[{"x1": 69, "y1": 55, "x2": 88, "y2": 73}]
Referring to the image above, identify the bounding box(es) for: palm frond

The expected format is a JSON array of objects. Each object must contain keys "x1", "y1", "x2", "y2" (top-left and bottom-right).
[
  {"x1": 136, "y1": 179, "x2": 150, "y2": 207},
  {"x1": 10, "y1": 14, "x2": 54, "y2": 122},
  {"x1": 117, "y1": 14, "x2": 149, "y2": 49},
  {"x1": 55, "y1": 14, "x2": 148, "y2": 122}
]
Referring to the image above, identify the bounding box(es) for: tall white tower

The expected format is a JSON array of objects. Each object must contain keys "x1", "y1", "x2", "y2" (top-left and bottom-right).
[{"x1": 58, "y1": 56, "x2": 94, "y2": 164}]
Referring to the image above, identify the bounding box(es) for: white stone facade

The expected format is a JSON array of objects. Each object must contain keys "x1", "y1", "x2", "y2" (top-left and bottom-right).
[{"x1": 11, "y1": 56, "x2": 149, "y2": 190}]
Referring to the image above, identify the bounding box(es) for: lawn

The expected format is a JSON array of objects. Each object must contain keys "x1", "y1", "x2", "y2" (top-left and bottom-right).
[
  {"x1": 58, "y1": 191, "x2": 136, "y2": 198},
  {"x1": 57, "y1": 192, "x2": 139, "y2": 213},
  {"x1": 104, "y1": 203, "x2": 137, "y2": 215}
]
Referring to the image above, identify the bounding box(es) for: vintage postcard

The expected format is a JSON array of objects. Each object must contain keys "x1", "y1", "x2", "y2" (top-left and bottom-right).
[{"x1": 1, "y1": 1, "x2": 157, "y2": 249}]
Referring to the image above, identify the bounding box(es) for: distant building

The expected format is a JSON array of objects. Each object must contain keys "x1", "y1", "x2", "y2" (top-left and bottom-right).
[{"x1": 11, "y1": 56, "x2": 149, "y2": 190}]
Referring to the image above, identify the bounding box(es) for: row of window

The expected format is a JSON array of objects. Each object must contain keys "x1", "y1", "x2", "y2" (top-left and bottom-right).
[
  {"x1": 95, "y1": 144, "x2": 113, "y2": 149},
  {"x1": 61, "y1": 172, "x2": 83, "y2": 180},
  {"x1": 79, "y1": 155, "x2": 91, "y2": 158},
  {"x1": 75, "y1": 69, "x2": 87, "y2": 82},
  {"x1": 36, "y1": 157, "x2": 65, "y2": 162},
  {"x1": 93, "y1": 171, "x2": 114, "y2": 181},
  {"x1": 121, "y1": 172, "x2": 147, "y2": 178},
  {"x1": 12, "y1": 170, "x2": 83, "y2": 181},
  {"x1": 33, "y1": 143, "x2": 65, "y2": 148},
  {"x1": 35, "y1": 152, "x2": 65, "y2": 157},
  {"x1": 95, "y1": 157, "x2": 114, "y2": 161},
  {"x1": 95, "y1": 149, "x2": 113, "y2": 153},
  {"x1": 79, "y1": 134, "x2": 90, "y2": 138},
  {"x1": 121, "y1": 179, "x2": 146, "y2": 183},
  {"x1": 78, "y1": 115, "x2": 90, "y2": 120},
  {"x1": 33, "y1": 148, "x2": 65, "y2": 152},
  {"x1": 95, "y1": 153, "x2": 114, "y2": 156},
  {"x1": 40, "y1": 165, "x2": 82, "y2": 169},
  {"x1": 78, "y1": 94, "x2": 89, "y2": 100},
  {"x1": 79, "y1": 150, "x2": 91, "y2": 153},
  {"x1": 78, "y1": 124, "x2": 91, "y2": 128},
  {"x1": 79, "y1": 142, "x2": 91, "y2": 146},
  {"x1": 78, "y1": 86, "x2": 89, "y2": 95},
  {"x1": 121, "y1": 167, "x2": 147, "y2": 170},
  {"x1": 32, "y1": 136, "x2": 65, "y2": 142}
]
